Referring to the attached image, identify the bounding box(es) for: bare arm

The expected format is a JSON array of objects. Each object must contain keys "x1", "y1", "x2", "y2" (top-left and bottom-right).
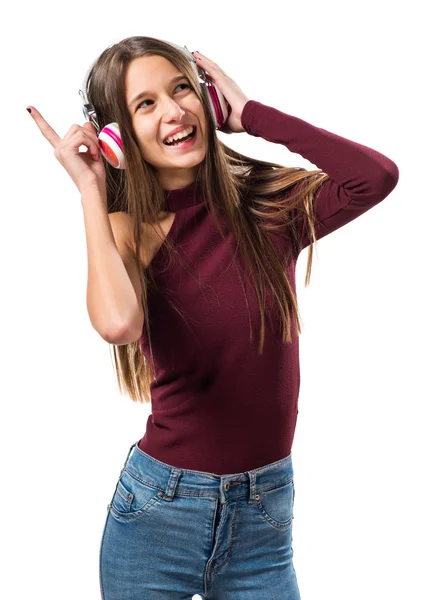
[
  {"x1": 82, "y1": 186, "x2": 144, "y2": 344},
  {"x1": 26, "y1": 105, "x2": 144, "y2": 344}
]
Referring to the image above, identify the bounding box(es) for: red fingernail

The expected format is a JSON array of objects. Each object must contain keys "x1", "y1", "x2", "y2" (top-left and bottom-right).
[{"x1": 26, "y1": 107, "x2": 32, "y2": 114}]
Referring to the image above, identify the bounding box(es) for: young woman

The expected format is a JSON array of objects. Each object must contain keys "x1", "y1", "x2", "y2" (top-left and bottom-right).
[{"x1": 28, "y1": 36, "x2": 399, "y2": 600}]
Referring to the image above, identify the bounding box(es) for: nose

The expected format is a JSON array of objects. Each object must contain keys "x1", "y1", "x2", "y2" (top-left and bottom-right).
[{"x1": 161, "y1": 97, "x2": 185, "y2": 122}]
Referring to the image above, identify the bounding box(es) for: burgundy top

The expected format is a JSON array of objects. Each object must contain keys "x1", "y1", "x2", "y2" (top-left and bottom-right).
[{"x1": 138, "y1": 100, "x2": 399, "y2": 475}]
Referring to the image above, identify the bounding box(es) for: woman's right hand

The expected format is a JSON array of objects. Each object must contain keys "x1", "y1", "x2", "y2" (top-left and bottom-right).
[{"x1": 27, "y1": 106, "x2": 106, "y2": 193}]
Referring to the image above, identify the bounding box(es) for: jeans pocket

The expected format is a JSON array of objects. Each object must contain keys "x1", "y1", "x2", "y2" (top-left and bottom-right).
[
  {"x1": 112, "y1": 477, "x2": 134, "y2": 513},
  {"x1": 254, "y1": 478, "x2": 295, "y2": 530},
  {"x1": 109, "y1": 469, "x2": 163, "y2": 522}
]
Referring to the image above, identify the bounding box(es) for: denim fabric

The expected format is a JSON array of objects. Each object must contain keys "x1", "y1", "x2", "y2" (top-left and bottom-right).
[{"x1": 99, "y1": 440, "x2": 300, "y2": 599}]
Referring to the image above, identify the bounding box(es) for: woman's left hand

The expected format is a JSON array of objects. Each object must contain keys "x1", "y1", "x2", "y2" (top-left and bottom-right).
[{"x1": 192, "y1": 51, "x2": 250, "y2": 135}]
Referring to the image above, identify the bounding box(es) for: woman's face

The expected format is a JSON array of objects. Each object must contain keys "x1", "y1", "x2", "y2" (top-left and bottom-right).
[{"x1": 125, "y1": 54, "x2": 208, "y2": 191}]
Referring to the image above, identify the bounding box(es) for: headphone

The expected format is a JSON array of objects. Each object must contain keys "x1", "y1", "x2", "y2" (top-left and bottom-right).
[{"x1": 78, "y1": 41, "x2": 231, "y2": 169}]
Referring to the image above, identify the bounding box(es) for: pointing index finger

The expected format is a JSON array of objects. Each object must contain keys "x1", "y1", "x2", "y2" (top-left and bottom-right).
[{"x1": 27, "y1": 105, "x2": 61, "y2": 148}]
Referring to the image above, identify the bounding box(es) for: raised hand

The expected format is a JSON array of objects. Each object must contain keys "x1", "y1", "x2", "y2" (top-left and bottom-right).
[{"x1": 27, "y1": 106, "x2": 106, "y2": 193}]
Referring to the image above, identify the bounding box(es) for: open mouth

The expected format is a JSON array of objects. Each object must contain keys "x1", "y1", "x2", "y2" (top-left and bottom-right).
[{"x1": 163, "y1": 126, "x2": 197, "y2": 147}]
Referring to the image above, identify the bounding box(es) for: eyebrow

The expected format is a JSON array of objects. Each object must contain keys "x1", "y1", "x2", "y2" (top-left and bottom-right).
[{"x1": 128, "y1": 75, "x2": 188, "y2": 108}]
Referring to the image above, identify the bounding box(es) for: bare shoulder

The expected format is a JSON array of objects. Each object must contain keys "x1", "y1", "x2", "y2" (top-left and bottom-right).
[
  {"x1": 108, "y1": 210, "x2": 149, "y2": 261},
  {"x1": 108, "y1": 211, "x2": 137, "y2": 252},
  {"x1": 108, "y1": 210, "x2": 176, "y2": 270}
]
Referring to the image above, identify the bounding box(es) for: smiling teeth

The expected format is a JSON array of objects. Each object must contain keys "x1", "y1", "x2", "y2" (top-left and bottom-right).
[{"x1": 164, "y1": 126, "x2": 195, "y2": 145}]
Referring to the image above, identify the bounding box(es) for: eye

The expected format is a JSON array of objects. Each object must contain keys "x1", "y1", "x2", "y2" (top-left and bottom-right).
[{"x1": 136, "y1": 83, "x2": 191, "y2": 110}]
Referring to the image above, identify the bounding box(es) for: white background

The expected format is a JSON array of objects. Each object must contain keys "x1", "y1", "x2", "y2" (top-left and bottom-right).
[{"x1": 2, "y1": 0, "x2": 426, "y2": 598}]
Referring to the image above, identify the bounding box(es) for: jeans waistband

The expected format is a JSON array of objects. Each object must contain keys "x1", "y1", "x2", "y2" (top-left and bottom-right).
[{"x1": 120, "y1": 440, "x2": 294, "y2": 505}]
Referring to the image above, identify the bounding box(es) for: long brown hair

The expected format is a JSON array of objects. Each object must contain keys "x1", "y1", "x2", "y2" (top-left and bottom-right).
[{"x1": 85, "y1": 36, "x2": 329, "y2": 403}]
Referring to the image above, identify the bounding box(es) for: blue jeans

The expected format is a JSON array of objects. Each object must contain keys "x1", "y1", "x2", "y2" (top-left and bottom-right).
[{"x1": 99, "y1": 440, "x2": 301, "y2": 599}]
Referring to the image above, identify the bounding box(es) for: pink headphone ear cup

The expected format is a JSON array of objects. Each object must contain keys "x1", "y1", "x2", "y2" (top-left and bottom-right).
[
  {"x1": 98, "y1": 122, "x2": 126, "y2": 169},
  {"x1": 205, "y1": 81, "x2": 231, "y2": 129},
  {"x1": 191, "y1": 60, "x2": 230, "y2": 129}
]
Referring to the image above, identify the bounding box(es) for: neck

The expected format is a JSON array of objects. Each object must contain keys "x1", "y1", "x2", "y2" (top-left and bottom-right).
[{"x1": 158, "y1": 166, "x2": 201, "y2": 192}]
